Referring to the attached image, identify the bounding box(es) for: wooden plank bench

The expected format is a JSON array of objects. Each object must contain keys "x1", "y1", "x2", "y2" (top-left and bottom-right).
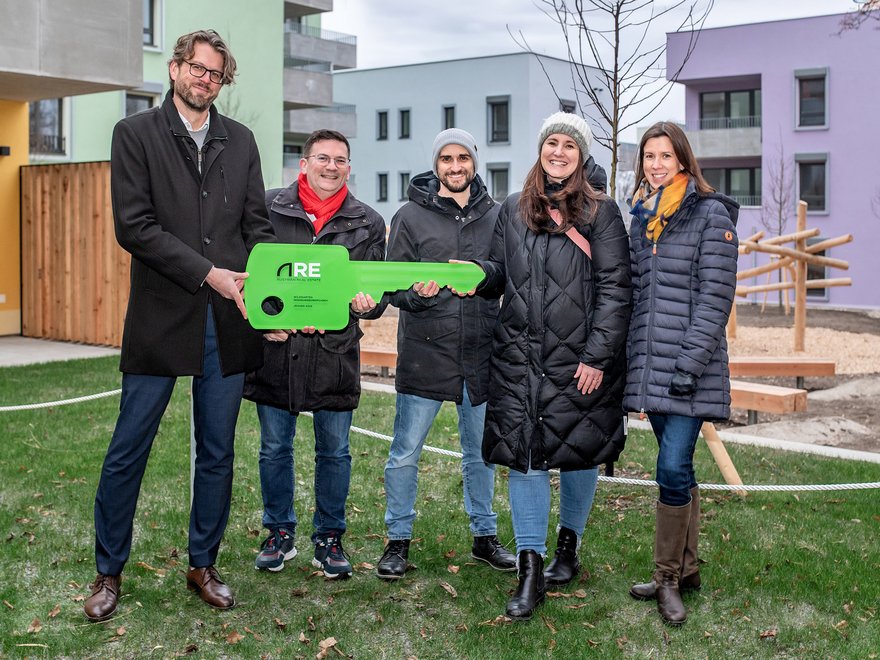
[
  {"x1": 730, "y1": 379, "x2": 808, "y2": 424},
  {"x1": 360, "y1": 347, "x2": 397, "y2": 377},
  {"x1": 729, "y1": 357, "x2": 836, "y2": 389}
]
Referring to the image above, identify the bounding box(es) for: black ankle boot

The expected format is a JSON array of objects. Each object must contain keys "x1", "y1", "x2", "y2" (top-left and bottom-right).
[
  {"x1": 543, "y1": 527, "x2": 580, "y2": 585},
  {"x1": 506, "y1": 550, "x2": 545, "y2": 620},
  {"x1": 377, "y1": 539, "x2": 410, "y2": 580}
]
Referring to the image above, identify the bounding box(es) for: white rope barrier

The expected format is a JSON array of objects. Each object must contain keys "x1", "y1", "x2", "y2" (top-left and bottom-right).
[
  {"x1": 0, "y1": 388, "x2": 121, "y2": 412},
  {"x1": 4, "y1": 389, "x2": 879, "y2": 492}
]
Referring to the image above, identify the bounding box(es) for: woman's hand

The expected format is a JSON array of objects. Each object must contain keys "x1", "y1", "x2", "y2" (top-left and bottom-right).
[
  {"x1": 413, "y1": 280, "x2": 440, "y2": 298},
  {"x1": 574, "y1": 362, "x2": 604, "y2": 395},
  {"x1": 448, "y1": 259, "x2": 480, "y2": 297},
  {"x1": 264, "y1": 330, "x2": 290, "y2": 342}
]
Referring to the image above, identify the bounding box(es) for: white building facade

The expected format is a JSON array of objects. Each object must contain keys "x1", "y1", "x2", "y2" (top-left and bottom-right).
[{"x1": 333, "y1": 53, "x2": 610, "y2": 221}]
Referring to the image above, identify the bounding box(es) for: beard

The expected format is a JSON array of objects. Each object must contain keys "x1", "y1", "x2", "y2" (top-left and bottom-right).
[
  {"x1": 174, "y1": 79, "x2": 218, "y2": 113},
  {"x1": 439, "y1": 171, "x2": 474, "y2": 193}
]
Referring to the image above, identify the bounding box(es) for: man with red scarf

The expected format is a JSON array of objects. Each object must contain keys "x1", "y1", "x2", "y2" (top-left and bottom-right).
[{"x1": 243, "y1": 129, "x2": 386, "y2": 578}]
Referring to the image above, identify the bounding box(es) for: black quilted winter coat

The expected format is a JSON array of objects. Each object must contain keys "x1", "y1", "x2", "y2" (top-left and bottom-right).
[
  {"x1": 624, "y1": 179, "x2": 739, "y2": 421},
  {"x1": 477, "y1": 194, "x2": 632, "y2": 473}
]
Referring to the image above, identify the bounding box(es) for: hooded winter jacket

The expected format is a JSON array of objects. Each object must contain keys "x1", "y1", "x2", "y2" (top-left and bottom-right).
[
  {"x1": 242, "y1": 182, "x2": 386, "y2": 412},
  {"x1": 477, "y1": 191, "x2": 632, "y2": 474},
  {"x1": 385, "y1": 172, "x2": 500, "y2": 404},
  {"x1": 624, "y1": 179, "x2": 739, "y2": 421}
]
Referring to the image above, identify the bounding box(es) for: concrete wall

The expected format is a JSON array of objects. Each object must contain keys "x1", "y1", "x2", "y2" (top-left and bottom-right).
[
  {"x1": 333, "y1": 53, "x2": 611, "y2": 222},
  {"x1": 0, "y1": 101, "x2": 29, "y2": 334},
  {"x1": 668, "y1": 14, "x2": 880, "y2": 309},
  {"x1": 0, "y1": 0, "x2": 141, "y2": 101}
]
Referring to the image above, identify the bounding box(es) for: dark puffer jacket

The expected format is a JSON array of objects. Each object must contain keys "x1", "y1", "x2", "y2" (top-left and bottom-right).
[
  {"x1": 386, "y1": 172, "x2": 500, "y2": 405},
  {"x1": 243, "y1": 182, "x2": 386, "y2": 412},
  {"x1": 623, "y1": 179, "x2": 739, "y2": 421},
  {"x1": 477, "y1": 194, "x2": 632, "y2": 473}
]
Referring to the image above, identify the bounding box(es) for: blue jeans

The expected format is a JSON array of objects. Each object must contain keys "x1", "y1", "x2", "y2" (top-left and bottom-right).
[
  {"x1": 507, "y1": 467, "x2": 599, "y2": 555},
  {"x1": 384, "y1": 385, "x2": 498, "y2": 540},
  {"x1": 648, "y1": 413, "x2": 703, "y2": 506},
  {"x1": 257, "y1": 405, "x2": 352, "y2": 542},
  {"x1": 95, "y1": 307, "x2": 244, "y2": 573}
]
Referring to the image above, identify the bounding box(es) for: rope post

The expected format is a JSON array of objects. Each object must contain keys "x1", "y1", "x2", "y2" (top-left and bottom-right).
[
  {"x1": 794, "y1": 200, "x2": 808, "y2": 352},
  {"x1": 701, "y1": 422, "x2": 747, "y2": 497}
]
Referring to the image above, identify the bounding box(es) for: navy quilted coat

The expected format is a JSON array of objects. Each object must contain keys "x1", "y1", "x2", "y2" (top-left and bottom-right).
[
  {"x1": 624, "y1": 179, "x2": 739, "y2": 421},
  {"x1": 477, "y1": 195, "x2": 632, "y2": 474}
]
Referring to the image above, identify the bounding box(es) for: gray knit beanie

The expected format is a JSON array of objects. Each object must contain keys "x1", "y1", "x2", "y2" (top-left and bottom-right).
[
  {"x1": 432, "y1": 128, "x2": 478, "y2": 175},
  {"x1": 537, "y1": 111, "x2": 592, "y2": 160}
]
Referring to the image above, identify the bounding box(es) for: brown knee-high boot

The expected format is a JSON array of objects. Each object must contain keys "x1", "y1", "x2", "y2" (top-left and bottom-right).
[
  {"x1": 680, "y1": 486, "x2": 702, "y2": 589},
  {"x1": 653, "y1": 501, "x2": 690, "y2": 626},
  {"x1": 630, "y1": 487, "x2": 701, "y2": 600}
]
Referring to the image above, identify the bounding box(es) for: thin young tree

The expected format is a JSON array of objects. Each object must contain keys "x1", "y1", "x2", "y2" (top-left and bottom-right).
[
  {"x1": 761, "y1": 136, "x2": 795, "y2": 308},
  {"x1": 513, "y1": 0, "x2": 714, "y2": 199}
]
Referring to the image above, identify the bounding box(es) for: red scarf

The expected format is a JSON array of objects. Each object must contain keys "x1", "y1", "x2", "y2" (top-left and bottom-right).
[{"x1": 297, "y1": 172, "x2": 348, "y2": 235}]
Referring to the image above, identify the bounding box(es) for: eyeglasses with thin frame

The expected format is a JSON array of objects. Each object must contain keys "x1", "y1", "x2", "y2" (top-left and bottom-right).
[
  {"x1": 306, "y1": 154, "x2": 351, "y2": 168},
  {"x1": 184, "y1": 60, "x2": 225, "y2": 85}
]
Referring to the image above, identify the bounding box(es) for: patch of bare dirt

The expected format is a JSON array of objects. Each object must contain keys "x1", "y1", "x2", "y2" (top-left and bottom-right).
[{"x1": 361, "y1": 303, "x2": 880, "y2": 453}]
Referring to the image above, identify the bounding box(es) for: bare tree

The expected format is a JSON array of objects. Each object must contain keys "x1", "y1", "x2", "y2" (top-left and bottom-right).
[
  {"x1": 513, "y1": 0, "x2": 714, "y2": 199},
  {"x1": 761, "y1": 135, "x2": 795, "y2": 307},
  {"x1": 839, "y1": 0, "x2": 880, "y2": 32}
]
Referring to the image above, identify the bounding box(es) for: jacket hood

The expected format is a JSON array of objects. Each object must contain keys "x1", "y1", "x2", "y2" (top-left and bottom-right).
[
  {"x1": 407, "y1": 171, "x2": 492, "y2": 213},
  {"x1": 677, "y1": 178, "x2": 740, "y2": 227},
  {"x1": 584, "y1": 155, "x2": 607, "y2": 193}
]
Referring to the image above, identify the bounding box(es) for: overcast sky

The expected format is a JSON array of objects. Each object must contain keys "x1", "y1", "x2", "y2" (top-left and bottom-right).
[{"x1": 322, "y1": 0, "x2": 860, "y2": 141}]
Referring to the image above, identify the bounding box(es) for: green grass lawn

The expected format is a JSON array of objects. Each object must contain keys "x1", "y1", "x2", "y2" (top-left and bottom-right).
[{"x1": 1, "y1": 356, "x2": 878, "y2": 659}]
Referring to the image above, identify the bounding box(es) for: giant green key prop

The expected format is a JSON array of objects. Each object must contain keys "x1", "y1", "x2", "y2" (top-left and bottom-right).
[{"x1": 245, "y1": 243, "x2": 485, "y2": 330}]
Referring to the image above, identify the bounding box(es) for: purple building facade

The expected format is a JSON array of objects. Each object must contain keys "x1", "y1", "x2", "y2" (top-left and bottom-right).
[{"x1": 666, "y1": 13, "x2": 879, "y2": 310}]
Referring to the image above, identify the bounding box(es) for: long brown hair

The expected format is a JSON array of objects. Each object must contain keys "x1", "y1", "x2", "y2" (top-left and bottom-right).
[
  {"x1": 633, "y1": 122, "x2": 714, "y2": 197},
  {"x1": 518, "y1": 145, "x2": 602, "y2": 233}
]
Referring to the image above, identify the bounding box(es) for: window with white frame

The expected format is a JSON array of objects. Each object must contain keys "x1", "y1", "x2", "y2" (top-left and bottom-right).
[
  {"x1": 125, "y1": 92, "x2": 158, "y2": 117},
  {"x1": 143, "y1": 0, "x2": 162, "y2": 48},
  {"x1": 795, "y1": 68, "x2": 828, "y2": 128},
  {"x1": 399, "y1": 172, "x2": 411, "y2": 201},
  {"x1": 377, "y1": 172, "x2": 388, "y2": 202}
]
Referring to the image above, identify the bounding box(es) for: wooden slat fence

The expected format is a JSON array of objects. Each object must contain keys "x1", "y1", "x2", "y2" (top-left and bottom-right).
[{"x1": 21, "y1": 161, "x2": 129, "y2": 347}]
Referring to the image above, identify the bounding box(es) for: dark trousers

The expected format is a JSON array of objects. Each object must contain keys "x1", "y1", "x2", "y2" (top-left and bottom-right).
[{"x1": 94, "y1": 309, "x2": 245, "y2": 574}]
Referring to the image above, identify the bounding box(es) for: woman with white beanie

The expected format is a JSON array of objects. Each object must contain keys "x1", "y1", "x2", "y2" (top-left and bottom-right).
[{"x1": 466, "y1": 111, "x2": 631, "y2": 620}]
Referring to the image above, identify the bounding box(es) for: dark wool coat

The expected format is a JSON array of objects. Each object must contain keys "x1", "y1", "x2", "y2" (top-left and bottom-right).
[
  {"x1": 111, "y1": 91, "x2": 275, "y2": 377},
  {"x1": 477, "y1": 194, "x2": 632, "y2": 473},
  {"x1": 386, "y1": 172, "x2": 500, "y2": 405},
  {"x1": 623, "y1": 180, "x2": 739, "y2": 421},
  {"x1": 242, "y1": 183, "x2": 386, "y2": 413}
]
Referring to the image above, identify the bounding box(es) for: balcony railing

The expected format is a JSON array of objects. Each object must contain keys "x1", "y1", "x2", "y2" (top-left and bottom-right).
[
  {"x1": 284, "y1": 21, "x2": 357, "y2": 45},
  {"x1": 314, "y1": 103, "x2": 355, "y2": 114},
  {"x1": 685, "y1": 115, "x2": 762, "y2": 131},
  {"x1": 730, "y1": 194, "x2": 761, "y2": 207},
  {"x1": 283, "y1": 152, "x2": 303, "y2": 168},
  {"x1": 30, "y1": 133, "x2": 66, "y2": 155},
  {"x1": 284, "y1": 57, "x2": 333, "y2": 73}
]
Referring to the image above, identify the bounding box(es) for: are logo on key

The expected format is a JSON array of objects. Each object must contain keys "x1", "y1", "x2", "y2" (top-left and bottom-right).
[{"x1": 276, "y1": 262, "x2": 321, "y2": 278}]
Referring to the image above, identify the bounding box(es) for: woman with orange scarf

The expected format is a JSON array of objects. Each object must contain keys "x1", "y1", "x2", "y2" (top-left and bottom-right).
[{"x1": 625, "y1": 122, "x2": 739, "y2": 626}]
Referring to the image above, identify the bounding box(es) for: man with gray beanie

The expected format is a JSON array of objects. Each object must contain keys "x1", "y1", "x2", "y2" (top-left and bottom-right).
[{"x1": 376, "y1": 128, "x2": 515, "y2": 580}]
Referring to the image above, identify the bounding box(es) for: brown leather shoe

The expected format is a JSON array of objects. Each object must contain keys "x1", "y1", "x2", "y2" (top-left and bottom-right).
[
  {"x1": 186, "y1": 566, "x2": 235, "y2": 609},
  {"x1": 83, "y1": 573, "x2": 121, "y2": 622}
]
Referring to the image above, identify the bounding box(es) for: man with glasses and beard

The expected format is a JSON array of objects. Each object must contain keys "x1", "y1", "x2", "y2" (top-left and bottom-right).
[
  {"x1": 84, "y1": 30, "x2": 275, "y2": 621},
  {"x1": 243, "y1": 129, "x2": 385, "y2": 580},
  {"x1": 376, "y1": 129, "x2": 515, "y2": 580}
]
